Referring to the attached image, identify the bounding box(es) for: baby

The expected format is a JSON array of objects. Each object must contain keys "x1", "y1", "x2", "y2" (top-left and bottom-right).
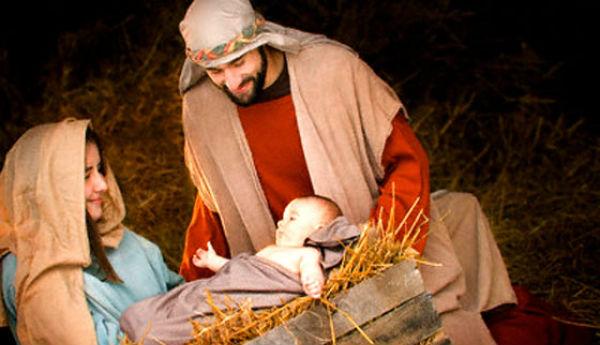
[
  {"x1": 120, "y1": 195, "x2": 359, "y2": 345},
  {"x1": 193, "y1": 195, "x2": 342, "y2": 298}
]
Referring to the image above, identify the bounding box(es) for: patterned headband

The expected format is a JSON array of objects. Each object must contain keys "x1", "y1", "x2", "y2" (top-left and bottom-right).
[{"x1": 186, "y1": 15, "x2": 266, "y2": 66}]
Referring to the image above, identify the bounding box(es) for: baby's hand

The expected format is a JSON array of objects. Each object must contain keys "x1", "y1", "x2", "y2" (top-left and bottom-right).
[
  {"x1": 192, "y1": 241, "x2": 216, "y2": 268},
  {"x1": 192, "y1": 242, "x2": 229, "y2": 272},
  {"x1": 301, "y1": 270, "x2": 324, "y2": 299}
]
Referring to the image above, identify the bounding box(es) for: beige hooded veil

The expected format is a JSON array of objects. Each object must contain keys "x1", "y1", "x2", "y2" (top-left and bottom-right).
[{"x1": 0, "y1": 118, "x2": 125, "y2": 344}]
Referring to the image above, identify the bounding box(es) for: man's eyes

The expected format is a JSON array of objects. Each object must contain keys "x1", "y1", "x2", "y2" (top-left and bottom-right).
[{"x1": 231, "y1": 58, "x2": 245, "y2": 67}]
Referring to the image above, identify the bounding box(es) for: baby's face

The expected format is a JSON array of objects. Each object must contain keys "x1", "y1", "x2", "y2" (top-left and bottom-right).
[{"x1": 276, "y1": 199, "x2": 324, "y2": 247}]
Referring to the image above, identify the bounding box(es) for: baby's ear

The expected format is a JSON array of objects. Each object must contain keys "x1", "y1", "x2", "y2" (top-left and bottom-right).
[
  {"x1": 305, "y1": 224, "x2": 324, "y2": 240},
  {"x1": 310, "y1": 223, "x2": 326, "y2": 236},
  {"x1": 313, "y1": 223, "x2": 325, "y2": 231}
]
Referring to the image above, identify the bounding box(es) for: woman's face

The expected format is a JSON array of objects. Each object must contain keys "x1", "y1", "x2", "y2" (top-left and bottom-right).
[{"x1": 84, "y1": 142, "x2": 108, "y2": 221}]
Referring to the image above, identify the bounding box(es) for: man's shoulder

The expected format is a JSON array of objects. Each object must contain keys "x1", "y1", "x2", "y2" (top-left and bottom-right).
[
  {"x1": 294, "y1": 42, "x2": 359, "y2": 65},
  {"x1": 289, "y1": 43, "x2": 364, "y2": 83}
]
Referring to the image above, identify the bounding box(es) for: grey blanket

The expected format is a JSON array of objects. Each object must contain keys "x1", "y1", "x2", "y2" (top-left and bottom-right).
[{"x1": 119, "y1": 217, "x2": 360, "y2": 345}]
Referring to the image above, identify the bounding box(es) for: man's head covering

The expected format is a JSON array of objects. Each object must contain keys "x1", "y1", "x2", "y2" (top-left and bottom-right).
[
  {"x1": 181, "y1": 0, "x2": 302, "y2": 69},
  {"x1": 0, "y1": 118, "x2": 125, "y2": 340},
  {"x1": 178, "y1": 0, "x2": 351, "y2": 93}
]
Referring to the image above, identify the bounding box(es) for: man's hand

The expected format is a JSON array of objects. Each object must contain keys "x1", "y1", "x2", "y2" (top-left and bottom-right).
[{"x1": 192, "y1": 241, "x2": 229, "y2": 272}]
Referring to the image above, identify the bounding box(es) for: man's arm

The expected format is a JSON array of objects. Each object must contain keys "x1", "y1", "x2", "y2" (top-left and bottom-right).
[
  {"x1": 372, "y1": 114, "x2": 430, "y2": 254},
  {"x1": 180, "y1": 194, "x2": 231, "y2": 281}
]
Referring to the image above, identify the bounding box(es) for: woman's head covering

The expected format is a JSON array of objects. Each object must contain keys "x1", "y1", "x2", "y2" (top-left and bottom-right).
[
  {"x1": 0, "y1": 118, "x2": 125, "y2": 342},
  {"x1": 178, "y1": 0, "x2": 351, "y2": 93}
]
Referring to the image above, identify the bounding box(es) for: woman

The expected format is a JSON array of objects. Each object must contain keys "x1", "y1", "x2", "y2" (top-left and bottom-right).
[{"x1": 0, "y1": 118, "x2": 182, "y2": 345}]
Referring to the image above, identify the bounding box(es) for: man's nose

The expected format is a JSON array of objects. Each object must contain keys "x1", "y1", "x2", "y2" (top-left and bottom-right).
[{"x1": 224, "y1": 69, "x2": 243, "y2": 91}]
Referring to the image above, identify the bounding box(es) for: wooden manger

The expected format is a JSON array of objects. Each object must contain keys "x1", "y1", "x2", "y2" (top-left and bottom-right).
[
  {"x1": 171, "y1": 200, "x2": 445, "y2": 345},
  {"x1": 246, "y1": 260, "x2": 450, "y2": 345}
]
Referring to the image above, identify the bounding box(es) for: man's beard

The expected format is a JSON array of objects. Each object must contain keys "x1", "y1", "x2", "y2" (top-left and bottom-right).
[{"x1": 223, "y1": 47, "x2": 268, "y2": 106}]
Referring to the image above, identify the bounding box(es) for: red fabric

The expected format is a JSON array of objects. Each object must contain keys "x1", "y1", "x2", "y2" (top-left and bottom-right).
[
  {"x1": 179, "y1": 195, "x2": 230, "y2": 281},
  {"x1": 373, "y1": 115, "x2": 430, "y2": 253},
  {"x1": 484, "y1": 285, "x2": 595, "y2": 345},
  {"x1": 237, "y1": 94, "x2": 315, "y2": 222},
  {"x1": 180, "y1": 95, "x2": 314, "y2": 281},
  {"x1": 179, "y1": 100, "x2": 431, "y2": 281}
]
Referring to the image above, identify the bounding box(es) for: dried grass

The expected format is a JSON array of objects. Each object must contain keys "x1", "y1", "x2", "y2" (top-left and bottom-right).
[{"x1": 121, "y1": 199, "x2": 431, "y2": 345}]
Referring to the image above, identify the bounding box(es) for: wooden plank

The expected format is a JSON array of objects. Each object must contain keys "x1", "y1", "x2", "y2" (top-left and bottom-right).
[
  {"x1": 248, "y1": 261, "x2": 440, "y2": 345},
  {"x1": 333, "y1": 293, "x2": 446, "y2": 345},
  {"x1": 426, "y1": 331, "x2": 452, "y2": 345}
]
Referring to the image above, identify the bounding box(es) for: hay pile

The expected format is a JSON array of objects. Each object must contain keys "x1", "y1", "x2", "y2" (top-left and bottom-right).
[
  {"x1": 1, "y1": 0, "x2": 598, "y2": 340},
  {"x1": 183, "y1": 203, "x2": 428, "y2": 344},
  {"x1": 121, "y1": 200, "x2": 429, "y2": 345}
]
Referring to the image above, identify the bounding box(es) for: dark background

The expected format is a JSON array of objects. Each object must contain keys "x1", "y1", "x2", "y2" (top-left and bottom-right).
[{"x1": 1, "y1": 0, "x2": 598, "y2": 124}]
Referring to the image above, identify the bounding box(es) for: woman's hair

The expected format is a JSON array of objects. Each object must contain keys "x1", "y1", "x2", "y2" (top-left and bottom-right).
[
  {"x1": 85, "y1": 128, "x2": 122, "y2": 283},
  {"x1": 85, "y1": 128, "x2": 106, "y2": 175}
]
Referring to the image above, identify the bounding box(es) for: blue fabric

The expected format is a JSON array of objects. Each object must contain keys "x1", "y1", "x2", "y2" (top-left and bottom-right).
[
  {"x1": 1, "y1": 229, "x2": 182, "y2": 345},
  {"x1": 1, "y1": 255, "x2": 17, "y2": 343}
]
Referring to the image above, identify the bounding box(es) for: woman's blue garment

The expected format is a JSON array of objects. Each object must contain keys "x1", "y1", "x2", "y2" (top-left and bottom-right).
[{"x1": 1, "y1": 229, "x2": 182, "y2": 345}]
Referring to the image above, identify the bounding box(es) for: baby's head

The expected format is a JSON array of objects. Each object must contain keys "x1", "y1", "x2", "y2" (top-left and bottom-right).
[{"x1": 275, "y1": 195, "x2": 342, "y2": 247}]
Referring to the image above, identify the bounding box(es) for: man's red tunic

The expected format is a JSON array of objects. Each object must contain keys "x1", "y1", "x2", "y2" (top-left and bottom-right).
[{"x1": 180, "y1": 94, "x2": 429, "y2": 281}]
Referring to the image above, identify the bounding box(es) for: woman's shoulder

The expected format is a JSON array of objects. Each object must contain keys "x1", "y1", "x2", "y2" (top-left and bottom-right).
[
  {"x1": 120, "y1": 229, "x2": 158, "y2": 250},
  {"x1": 1, "y1": 253, "x2": 17, "y2": 286},
  {"x1": 1, "y1": 253, "x2": 16, "y2": 267},
  {"x1": 108, "y1": 229, "x2": 164, "y2": 264}
]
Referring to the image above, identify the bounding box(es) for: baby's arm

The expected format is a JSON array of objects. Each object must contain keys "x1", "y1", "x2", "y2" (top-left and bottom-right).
[
  {"x1": 192, "y1": 241, "x2": 229, "y2": 272},
  {"x1": 298, "y1": 248, "x2": 325, "y2": 299}
]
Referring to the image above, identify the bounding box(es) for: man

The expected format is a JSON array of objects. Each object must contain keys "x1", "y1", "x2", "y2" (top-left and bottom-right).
[{"x1": 177, "y1": 0, "x2": 516, "y2": 344}]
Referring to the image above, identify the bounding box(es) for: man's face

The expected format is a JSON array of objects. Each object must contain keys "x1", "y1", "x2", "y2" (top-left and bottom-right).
[{"x1": 205, "y1": 47, "x2": 267, "y2": 106}]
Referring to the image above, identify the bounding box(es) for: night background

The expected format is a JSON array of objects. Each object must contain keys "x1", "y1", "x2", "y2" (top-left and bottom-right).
[{"x1": 1, "y1": 0, "x2": 598, "y2": 343}]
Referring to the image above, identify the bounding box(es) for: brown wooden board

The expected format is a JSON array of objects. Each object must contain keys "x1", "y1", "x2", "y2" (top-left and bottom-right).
[
  {"x1": 333, "y1": 293, "x2": 443, "y2": 345},
  {"x1": 247, "y1": 261, "x2": 449, "y2": 345}
]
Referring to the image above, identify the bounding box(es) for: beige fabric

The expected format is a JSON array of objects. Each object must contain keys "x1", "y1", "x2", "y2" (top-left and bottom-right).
[
  {"x1": 179, "y1": 20, "x2": 349, "y2": 93},
  {"x1": 420, "y1": 192, "x2": 517, "y2": 345},
  {"x1": 179, "y1": 0, "x2": 257, "y2": 58},
  {"x1": 178, "y1": 0, "x2": 351, "y2": 92},
  {"x1": 120, "y1": 216, "x2": 359, "y2": 345},
  {"x1": 0, "y1": 118, "x2": 126, "y2": 344},
  {"x1": 182, "y1": 43, "x2": 403, "y2": 255}
]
